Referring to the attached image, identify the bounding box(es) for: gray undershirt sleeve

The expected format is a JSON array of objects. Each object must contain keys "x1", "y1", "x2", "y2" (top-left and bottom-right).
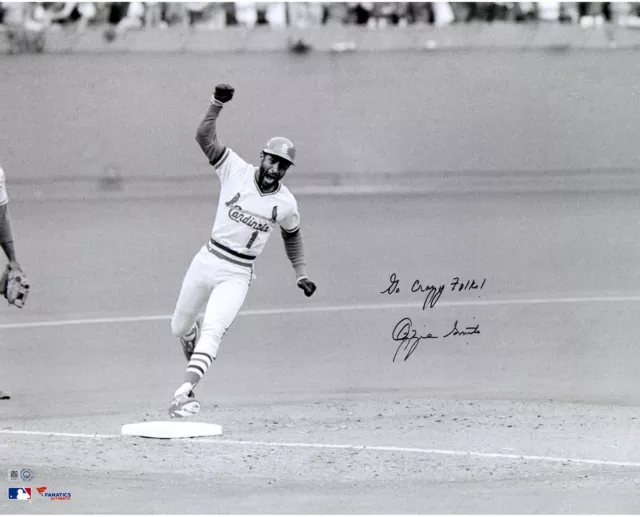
[
  {"x1": 195, "y1": 103, "x2": 227, "y2": 166},
  {"x1": 281, "y1": 227, "x2": 308, "y2": 280}
]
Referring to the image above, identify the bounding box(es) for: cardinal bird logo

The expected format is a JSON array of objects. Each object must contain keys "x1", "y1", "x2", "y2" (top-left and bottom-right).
[{"x1": 225, "y1": 193, "x2": 240, "y2": 207}]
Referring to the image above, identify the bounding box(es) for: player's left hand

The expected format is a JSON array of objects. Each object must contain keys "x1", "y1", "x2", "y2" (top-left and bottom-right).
[{"x1": 297, "y1": 277, "x2": 316, "y2": 298}]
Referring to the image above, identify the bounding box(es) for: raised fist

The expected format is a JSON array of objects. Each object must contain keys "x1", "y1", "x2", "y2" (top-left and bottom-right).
[{"x1": 214, "y1": 84, "x2": 234, "y2": 104}]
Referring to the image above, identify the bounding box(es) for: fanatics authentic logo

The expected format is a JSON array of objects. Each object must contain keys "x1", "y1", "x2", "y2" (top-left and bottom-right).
[
  {"x1": 36, "y1": 487, "x2": 71, "y2": 501},
  {"x1": 8, "y1": 488, "x2": 31, "y2": 500}
]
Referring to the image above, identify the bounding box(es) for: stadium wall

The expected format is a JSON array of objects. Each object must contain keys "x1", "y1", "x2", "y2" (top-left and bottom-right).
[
  {"x1": 2, "y1": 24, "x2": 640, "y2": 198},
  {"x1": 4, "y1": 23, "x2": 640, "y2": 53}
]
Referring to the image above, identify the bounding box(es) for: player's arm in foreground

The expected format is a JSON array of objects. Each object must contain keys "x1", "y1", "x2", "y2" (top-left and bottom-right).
[
  {"x1": 281, "y1": 224, "x2": 317, "y2": 298},
  {"x1": 195, "y1": 84, "x2": 235, "y2": 167},
  {"x1": 0, "y1": 205, "x2": 18, "y2": 268},
  {"x1": 0, "y1": 167, "x2": 29, "y2": 308}
]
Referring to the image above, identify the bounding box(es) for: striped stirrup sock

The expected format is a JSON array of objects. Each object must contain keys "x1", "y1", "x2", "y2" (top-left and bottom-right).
[{"x1": 185, "y1": 352, "x2": 215, "y2": 385}]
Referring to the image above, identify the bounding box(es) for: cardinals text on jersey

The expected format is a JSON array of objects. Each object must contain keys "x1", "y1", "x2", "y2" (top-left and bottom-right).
[{"x1": 207, "y1": 148, "x2": 300, "y2": 267}]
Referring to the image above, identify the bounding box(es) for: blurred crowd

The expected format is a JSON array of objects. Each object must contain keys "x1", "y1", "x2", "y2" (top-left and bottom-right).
[
  {"x1": 3, "y1": 2, "x2": 640, "y2": 34},
  {"x1": 3, "y1": 2, "x2": 640, "y2": 52}
]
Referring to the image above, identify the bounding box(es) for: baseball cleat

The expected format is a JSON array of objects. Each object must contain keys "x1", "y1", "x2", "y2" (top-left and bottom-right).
[
  {"x1": 180, "y1": 317, "x2": 202, "y2": 361},
  {"x1": 169, "y1": 391, "x2": 200, "y2": 418},
  {"x1": 0, "y1": 390, "x2": 10, "y2": 400}
]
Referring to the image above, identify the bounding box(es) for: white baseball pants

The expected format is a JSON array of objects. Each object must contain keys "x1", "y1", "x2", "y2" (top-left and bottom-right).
[{"x1": 171, "y1": 245, "x2": 253, "y2": 358}]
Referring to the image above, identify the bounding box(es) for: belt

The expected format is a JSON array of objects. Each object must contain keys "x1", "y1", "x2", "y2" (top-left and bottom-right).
[{"x1": 206, "y1": 239, "x2": 255, "y2": 268}]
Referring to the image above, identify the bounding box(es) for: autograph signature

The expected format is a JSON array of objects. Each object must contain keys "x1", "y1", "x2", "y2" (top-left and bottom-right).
[
  {"x1": 391, "y1": 317, "x2": 481, "y2": 362},
  {"x1": 381, "y1": 274, "x2": 486, "y2": 310}
]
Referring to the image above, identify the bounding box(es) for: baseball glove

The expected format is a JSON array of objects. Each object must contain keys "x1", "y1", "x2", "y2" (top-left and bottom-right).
[{"x1": 0, "y1": 264, "x2": 29, "y2": 309}]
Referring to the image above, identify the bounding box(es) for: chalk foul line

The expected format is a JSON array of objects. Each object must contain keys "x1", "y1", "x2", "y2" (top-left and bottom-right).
[
  {"x1": 0, "y1": 429, "x2": 638, "y2": 468},
  {"x1": 2, "y1": 294, "x2": 640, "y2": 330}
]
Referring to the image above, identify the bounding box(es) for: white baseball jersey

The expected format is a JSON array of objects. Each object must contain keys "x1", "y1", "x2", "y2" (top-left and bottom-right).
[
  {"x1": 207, "y1": 148, "x2": 300, "y2": 267},
  {"x1": 0, "y1": 167, "x2": 8, "y2": 206}
]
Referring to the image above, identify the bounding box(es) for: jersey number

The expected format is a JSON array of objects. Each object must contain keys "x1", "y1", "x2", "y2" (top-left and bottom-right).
[{"x1": 246, "y1": 230, "x2": 259, "y2": 249}]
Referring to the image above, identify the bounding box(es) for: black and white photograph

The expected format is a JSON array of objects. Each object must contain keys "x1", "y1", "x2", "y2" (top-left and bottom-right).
[{"x1": 1, "y1": 0, "x2": 640, "y2": 513}]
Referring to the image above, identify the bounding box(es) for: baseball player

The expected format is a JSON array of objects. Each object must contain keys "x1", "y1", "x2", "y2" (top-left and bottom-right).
[
  {"x1": 0, "y1": 165, "x2": 30, "y2": 400},
  {"x1": 168, "y1": 84, "x2": 317, "y2": 418}
]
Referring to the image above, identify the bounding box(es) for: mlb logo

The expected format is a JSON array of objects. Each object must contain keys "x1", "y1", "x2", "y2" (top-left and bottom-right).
[
  {"x1": 8, "y1": 469, "x2": 19, "y2": 481},
  {"x1": 8, "y1": 488, "x2": 31, "y2": 500}
]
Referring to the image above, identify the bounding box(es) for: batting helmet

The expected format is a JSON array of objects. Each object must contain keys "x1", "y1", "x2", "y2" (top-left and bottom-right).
[{"x1": 263, "y1": 137, "x2": 295, "y2": 165}]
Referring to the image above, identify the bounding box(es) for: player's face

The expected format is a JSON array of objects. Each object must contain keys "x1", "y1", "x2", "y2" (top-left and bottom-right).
[{"x1": 258, "y1": 153, "x2": 291, "y2": 189}]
